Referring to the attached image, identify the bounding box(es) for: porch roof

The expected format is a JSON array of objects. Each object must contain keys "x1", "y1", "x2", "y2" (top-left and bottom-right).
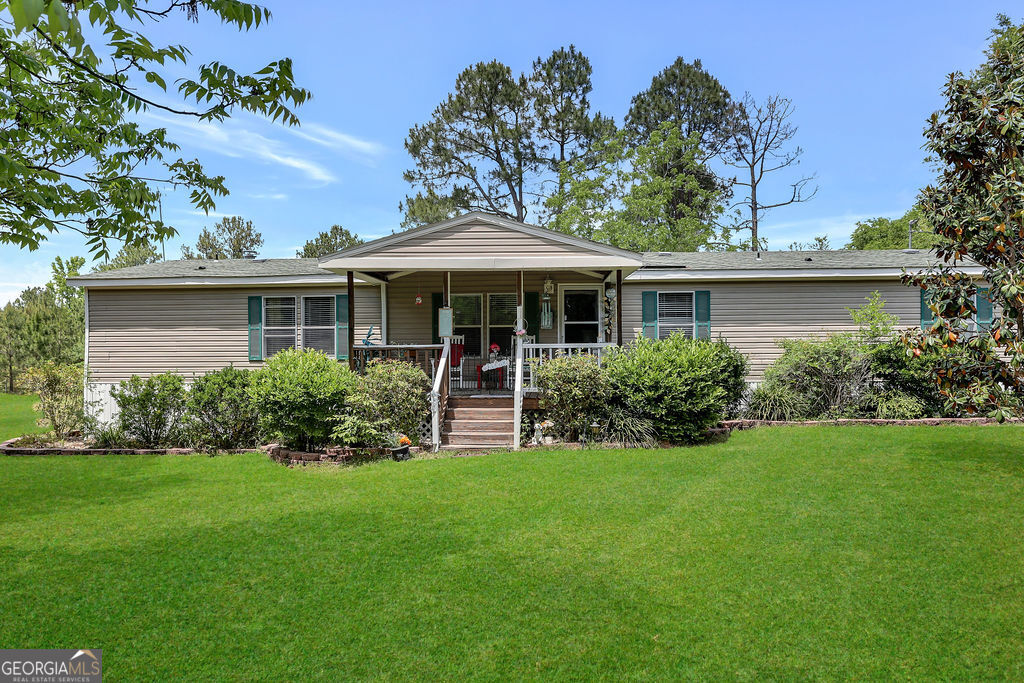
[{"x1": 317, "y1": 212, "x2": 643, "y2": 275}]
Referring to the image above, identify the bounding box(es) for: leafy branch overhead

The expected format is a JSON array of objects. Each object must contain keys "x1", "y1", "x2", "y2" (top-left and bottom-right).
[{"x1": 0, "y1": 0, "x2": 310, "y2": 258}]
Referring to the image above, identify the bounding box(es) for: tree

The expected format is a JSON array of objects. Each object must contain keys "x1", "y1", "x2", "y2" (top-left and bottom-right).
[
  {"x1": 530, "y1": 45, "x2": 614, "y2": 224},
  {"x1": 404, "y1": 60, "x2": 536, "y2": 223},
  {"x1": 94, "y1": 241, "x2": 162, "y2": 272},
  {"x1": 788, "y1": 235, "x2": 831, "y2": 251},
  {"x1": 902, "y1": 15, "x2": 1024, "y2": 420},
  {"x1": 547, "y1": 122, "x2": 728, "y2": 252},
  {"x1": 297, "y1": 225, "x2": 364, "y2": 258},
  {"x1": 398, "y1": 190, "x2": 461, "y2": 230},
  {"x1": 847, "y1": 206, "x2": 940, "y2": 250},
  {"x1": 0, "y1": 0, "x2": 309, "y2": 259},
  {"x1": 624, "y1": 58, "x2": 735, "y2": 226},
  {"x1": 181, "y1": 216, "x2": 263, "y2": 260},
  {"x1": 0, "y1": 302, "x2": 28, "y2": 393},
  {"x1": 724, "y1": 93, "x2": 817, "y2": 250}
]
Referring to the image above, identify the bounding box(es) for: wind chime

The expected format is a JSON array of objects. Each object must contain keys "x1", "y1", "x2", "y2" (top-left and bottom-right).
[
  {"x1": 415, "y1": 280, "x2": 423, "y2": 306},
  {"x1": 540, "y1": 276, "x2": 555, "y2": 330}
]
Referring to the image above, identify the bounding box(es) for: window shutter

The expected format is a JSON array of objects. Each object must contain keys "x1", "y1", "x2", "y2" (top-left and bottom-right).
[
  {"x1": 920, "y1": 289, "x2": 935, "y2": 330},
  {"x1": 695, "y1": 290, "x2": 711, "y2": 339},
  {"x1": 641, "y1": 291, "x2": 658, "y2": 339},
  {"x1": 335, "y1": 293, "x2": 349, "y2": 360},
  {"x1": 431, "y1": 293, "x2": 443, "y2": 344},
  {"x1": 525, "y1": 291, "x2": 540, "y2": 337},
  {"x1": 977, "y1": 287, "x2": 993, "y2": 332},
  {"x1": 248, "y1": 296, "x2": 262, "y2": 361}
]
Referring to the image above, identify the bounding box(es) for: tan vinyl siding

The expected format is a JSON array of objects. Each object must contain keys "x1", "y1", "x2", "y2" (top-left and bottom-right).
[
  {"x1": 87, "y1": 285, "x2": 380, "y2": 383},
  {"x1": 621, "y1": 279, "x2": 920, "y2": 380},
  {"x1": 372, "y1": 221, "x2": 591, "y2": 258},
  {"x1": 386, "y1": 271, "x2": 603, "y2": 349}
]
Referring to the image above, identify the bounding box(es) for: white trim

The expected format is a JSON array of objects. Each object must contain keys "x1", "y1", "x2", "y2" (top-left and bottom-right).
[
  {"x1": 655, "y1": 290, "x2": 696, "y2": 340},
  {"x1": 83, "y1": 288, "x2": 90, "y2": 412},
  {"x1": 317, "y1": 256, "x2": 642, "y2": 271},
  {"x1": 300, "y1": 294, "x2": 336, "y2": 356},
  {"x1": 68, "y1": 274, "x2": 370, "y2": 288},
  {"x1": 625, "y1": 267, "x2": 987, "y2": 281},
  {"x1": 557, "y1": 284, "x2": 603, "y2": 344},
  {"x1": 380, "y1": 283, "x2": 388, "y2": 344},
  {"x1": 317, "y1": 211, "x2": 644, "y2": 262},
  {"x1": 451, "y1": 293, "x2": 483, "y2": 357}
]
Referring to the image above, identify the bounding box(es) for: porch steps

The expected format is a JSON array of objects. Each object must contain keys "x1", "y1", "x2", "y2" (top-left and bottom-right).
[{"x1": 441, "y1": 396, "x2": 515, "y2": 449}]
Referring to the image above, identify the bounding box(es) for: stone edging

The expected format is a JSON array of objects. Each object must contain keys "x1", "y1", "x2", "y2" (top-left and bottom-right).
[
  {"x1": 0, "y1": 436, "x2": 253, "y2": 456},
  {"x1": 722, "y1": 417, "x2": 1017, "y2": 430}
]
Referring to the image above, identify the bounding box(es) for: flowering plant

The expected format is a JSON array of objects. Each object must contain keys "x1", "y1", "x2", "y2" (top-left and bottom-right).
[
  {"x1": 394, "y1": 433, "x2": 412, "y2": 447},
  {"x1": 489, "y1": 342, "x2": 501, "y2": 353},
  {"x1": 514, "y1": 328, "x2": 527, "y2": 336}
]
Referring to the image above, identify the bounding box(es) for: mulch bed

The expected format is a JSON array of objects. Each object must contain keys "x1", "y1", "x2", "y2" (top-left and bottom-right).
[
  {"x1": 722, "y1": 417, "x2": 1018, "y2": 430},
  {"x1": 0, "y1": 436, "x2": 254, "y2": 457}
]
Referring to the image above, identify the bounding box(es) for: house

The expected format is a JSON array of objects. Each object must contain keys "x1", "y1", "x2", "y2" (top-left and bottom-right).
[{"x1": 68, "y1": 212, "x2": 981, "y2": 449}]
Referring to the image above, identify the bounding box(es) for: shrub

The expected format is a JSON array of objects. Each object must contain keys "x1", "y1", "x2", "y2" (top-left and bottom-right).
[
  {"x1": 349, "y1": 359, "x2": 431, "y2": 445},
  {"x1": 745, "y1": 383, "x2": 810, "y2": 421},
  {"x1": 765, "y1": 334, "x2": 872, "y2": 418},
  {"x1": 248, "y1": 348, "x2": 356, "y2": 451},
  {"x1": 184, "y1": 366, "x2": 262, "y2": 450},
  {"x1": 868, "y1": 338, "x2": 948, "y2": 417},
  {"x1": 22, "y1": 362, "x2": 84, "y2": 439},
  {"x1": 710, "y1": 340, "x2": 749, "y2": 418},
  {"x1": 605, "y1": 335, "x2": 731, "y2": 444},
  {"x1": 110, "y1": 372, "x2": 187, "y2": 447},
  {"x1": 870, "y1": 389, "x2": 927, "y2": 420},
  {"x1": 532, "y1": 353, "x2": 611, "y2": 440},
  {"x1": 603, "y1": 404, "x2": 656, "y2": 447}
]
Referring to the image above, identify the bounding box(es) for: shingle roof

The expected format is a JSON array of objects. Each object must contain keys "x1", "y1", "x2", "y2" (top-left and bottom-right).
[
  {"x1": 71, "y1": 258, "x2": 337, "y2": 280},
  {"x1": 640, "y1": 249, "x2": 949, "y2": 270}
]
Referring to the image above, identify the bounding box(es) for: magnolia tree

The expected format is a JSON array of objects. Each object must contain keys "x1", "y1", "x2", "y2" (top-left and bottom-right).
[{"x1": 903, "y1": 16, "x2": 1024, "y2": 420}]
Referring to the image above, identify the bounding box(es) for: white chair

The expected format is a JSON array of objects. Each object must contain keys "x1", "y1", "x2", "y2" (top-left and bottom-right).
[{"x1": 449, "y1": 334, "x2": 466, "y2": 390}]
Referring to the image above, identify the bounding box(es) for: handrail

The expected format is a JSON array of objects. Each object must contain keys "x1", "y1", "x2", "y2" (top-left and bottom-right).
[
  {"x1": 521, "y1": 342, "x2": 613, "y2": 389},
  {"x1": 429, "y1": 338, "x2": 451, "y2": 452},
  {"x1": 512, "y1": 334, "x2": 524, "y2": 450}
]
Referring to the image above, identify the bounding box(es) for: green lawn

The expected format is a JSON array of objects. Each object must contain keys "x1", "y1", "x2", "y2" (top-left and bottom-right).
[
  {"x1": 0, "y1": 393, "x2": 44, "y2": 441},
  {"x1": 2, "y1": 426, "x2": 1023, "y2": 679}
]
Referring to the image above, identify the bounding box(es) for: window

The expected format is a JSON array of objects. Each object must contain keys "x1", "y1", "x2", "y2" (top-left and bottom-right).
[
  {"x1": 657, "y1": 292, "x2": 694, "y2": 339},
  {"x1": 488, "y1": 293, "x2": 517, "y2": 355},
  {"x1": 302, "y1": 296, "x2": 335, "y2": 355},
  {"x1": 264, "y1": 296, "x2": 297, "y2": 356},
  {"x1": 452, "y1": 294, "x2": 482, "y2": 356}
]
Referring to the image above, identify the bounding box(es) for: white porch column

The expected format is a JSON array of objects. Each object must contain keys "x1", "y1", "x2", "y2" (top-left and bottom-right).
[{"x1": 380, "y1": 282, "x2": 388, "y2": 344}]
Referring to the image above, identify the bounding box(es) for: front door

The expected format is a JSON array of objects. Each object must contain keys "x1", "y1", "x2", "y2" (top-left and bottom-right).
[{"x1": 562, "y1": 289, "x2": 600, "y2": 343}]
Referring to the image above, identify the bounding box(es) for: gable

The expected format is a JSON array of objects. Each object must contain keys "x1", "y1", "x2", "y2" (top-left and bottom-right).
[{"x1": 372, "y1": 220, "x2": 593, "y2": 257}]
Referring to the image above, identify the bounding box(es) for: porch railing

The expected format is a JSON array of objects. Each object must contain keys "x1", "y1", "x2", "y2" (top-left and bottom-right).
[
  {"x1": 353, "y1": 344, "x2": 444, "y2": 379},
  {"x1": 522, "y1": 342, "x2": 615, "y2": 390},
  {"x1": 429, "y1": 339, "x2": 451, "y2": 452}
]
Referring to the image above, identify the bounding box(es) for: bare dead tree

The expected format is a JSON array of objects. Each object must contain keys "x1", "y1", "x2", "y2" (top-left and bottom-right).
[{"x1": 724, "y1": 93, "x2": 817, "y2": 250}]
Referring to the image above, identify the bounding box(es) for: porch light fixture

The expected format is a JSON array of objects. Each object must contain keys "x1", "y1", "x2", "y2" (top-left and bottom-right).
[
  {"x1": 604, "y1": 285, "x2": 617, "y2": 300},
  {"x1": 541, "y1": 276, "x2": 555, "y2": 329}
]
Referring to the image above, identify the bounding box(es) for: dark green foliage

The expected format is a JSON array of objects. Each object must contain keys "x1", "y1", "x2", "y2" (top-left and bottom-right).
[
  {"x1": 296, "y1": 225, "x2": 364, "y2": 258},
  {"x1": 184, "y1": 367, "x2": 262, "y2": 450},
  {"x1": 711, "y1": 340, "x2": 749, "y2": 418},
  {"x1": 247, "y1": 349, "x2": 357, "y2": 451},
  {"x1": 110, "y1": 373, "x2": 187, "y2": 448},
  {"x1": 181, "y1": 216, "x2": 263, "y2": 260},
  {"x1": 846, "y1": 206, "x2": 939, "y2": 250},
  {"x1": 764, "y1": 335, "x2": 872, "y2": 419},
  {"x1": 605, "y1": 335, "x2": 737, "y2": 444},
  {"x1": 745, "y1": 384, "x2": 810, "y2": 421},
  {"x1": 868, "y1": 339, "x2": 947, "y2": 416},
  {"x1": 342, "y1": 360, "x2": 431, "y2": 446},
  {"x1": 0, "y1": 1, "x2": 309, "y2": 257},
  {"x1": 22, "y1": 362, "x2": 84, "y2": 438},
  {"x1": 532, "y1": 354, "x2": 611, "y2": 441}
]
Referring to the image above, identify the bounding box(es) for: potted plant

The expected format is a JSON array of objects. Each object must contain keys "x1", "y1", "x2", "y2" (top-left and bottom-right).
[{"x1": 390, "y1": 433, "x2": 412, "y2": 461}]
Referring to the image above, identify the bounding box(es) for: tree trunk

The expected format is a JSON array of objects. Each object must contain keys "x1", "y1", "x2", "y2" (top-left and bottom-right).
[{"x1": 749, "y1": 165, "x2": 759, "y2": 251}]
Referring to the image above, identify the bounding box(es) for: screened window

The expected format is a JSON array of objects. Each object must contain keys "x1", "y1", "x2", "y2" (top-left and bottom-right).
[
  {"x1": 264, "y1": 296, "x2": 297, "y2": 356},
  {"x1": 302, "y1": 296, "x2": 335, "y2": 355},
  {"x1": 488, "y1": 293, "x2": 517, "y2": 356},
  {"x1": 452, "y1": 294, "x2": 482, "y2": 356},
  {"x1": 658, "y1": 292, "x2": 694, "y2": 339}
]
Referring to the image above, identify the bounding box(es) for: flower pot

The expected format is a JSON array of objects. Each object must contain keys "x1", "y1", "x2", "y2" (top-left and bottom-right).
[{"x1": 390, "y1": 445, "x2": 411, "y2": 461}]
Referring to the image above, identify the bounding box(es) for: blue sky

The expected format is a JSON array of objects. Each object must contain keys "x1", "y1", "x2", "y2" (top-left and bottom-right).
[{"x1": 0, "y1": 0, "x2": 1012, "y2": 303}]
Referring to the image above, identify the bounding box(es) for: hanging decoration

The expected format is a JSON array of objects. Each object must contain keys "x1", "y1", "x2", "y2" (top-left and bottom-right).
[
  {"x1": 540, "y1": 276, "x2": 555, "y2": 330},
  {"x1": 415, "y1": 282, "x2": 423, "y2": 306}
]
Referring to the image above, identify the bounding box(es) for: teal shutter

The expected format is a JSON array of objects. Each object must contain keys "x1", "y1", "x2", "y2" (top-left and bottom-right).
[
  {"x1": 335, "y1": 294, "x2": 349, "y2": 360},
  {"x1": 977, "y1": 287, "x2": 993, "y2": 332},
  {"x1": 431, "y1": 293, "x2": 443, "y2": 344},
  {"x1": 695, "y1": 290, "x2": 711, "y2": 339},
  {"x1": 248, "y1": 296, "x2": 262, "y2": 361},
  {"x1": 641, "y1": 291, "x2": 658, "y2": 339},
  {"x1": 920, "y1": 289, "x2": 935, "y2": 330},
  {"x1": 525, "y1": 291, "x2": 540, "y2": 337}
]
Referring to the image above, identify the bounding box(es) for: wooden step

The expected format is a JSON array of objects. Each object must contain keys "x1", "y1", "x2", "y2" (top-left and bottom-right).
[
  {"x1": 447, "y1": 396, "x2": 514, "y2": 408},
  {"x1": 443, "y1": 431, "x2": 514, "y2": 446},
  {"x1": 444, "y1": 419, "x2": 513, "y2": 434},
  {"x1": 447, "y1": 407, "x2": 514, "y2": 420}
]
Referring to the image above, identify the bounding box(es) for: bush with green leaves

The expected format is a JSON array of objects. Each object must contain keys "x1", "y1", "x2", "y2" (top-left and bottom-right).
[
  {"x1": 867, "y1": 338, "x2": 946, "y2": 416},
  {"x1": 110, "y1": 372, "x2": 187, "y2": 448},
  {"x1": 184, "y1": 366, "x2": 262, "y2": 450},
  {"x1": 745, "y1": 383, "x2": 810, "y2": 421},
  {"x1": 869, "y1": 389, "x2": 927, "y2": 420},
  {"x1": 22, "y1": 362, "x2": 84, "y2": 439},
  {"x1": 605, "y1": 335, "x2": 735, "y2": 444},
  {"x1": 248, "y1": 348, "x2": 357, "y2": 451},
  {"x1": 763, "y1": 334, "x2": 872, "y2": 419},
  {"x1": 349, "y1": 359, "x2": 431, "y2": 445},
  {"x1": 532, "y1": 353, "x2": 612, "y2": 441},
  {"x1": 710, "y1": 340, "x2": 749, "y2": 418}
]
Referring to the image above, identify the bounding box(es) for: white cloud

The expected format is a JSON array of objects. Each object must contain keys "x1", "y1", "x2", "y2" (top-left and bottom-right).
[
  {"x1": 249, "y1": 192, "x2": 289, "y2": 200},
  {"x1": 287, "y1": 122, "x2": 386, "y2": 163},
  {"x1": 141, "y1": 112, "x2": 337, "y2": 184}
]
